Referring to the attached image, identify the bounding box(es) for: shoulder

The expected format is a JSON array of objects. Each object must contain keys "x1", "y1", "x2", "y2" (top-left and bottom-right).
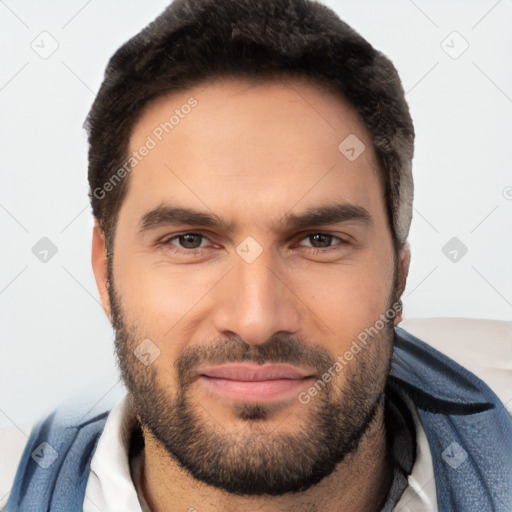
[
  {"x1": 0, "y1": 424, "x2": 32, "y2": 511},
  {"x1": 392, "y1": 318, "x2": 512, "y2": 510},
  {"x1": 398, "y1": 317, "x2": 512, "y2": 411},
  {"x1": 0, "y1": 397, "x2": 115, "y2": 511}
]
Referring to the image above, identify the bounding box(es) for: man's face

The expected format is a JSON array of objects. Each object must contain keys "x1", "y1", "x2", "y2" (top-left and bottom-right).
[{"x1": 92, "y1": 77, "x2": 406, "y2": 495}]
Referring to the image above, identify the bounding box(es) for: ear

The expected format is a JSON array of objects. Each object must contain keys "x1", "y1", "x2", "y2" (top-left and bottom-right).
[
  {"x1": 91, "y1": 219, "x2": 112, "y2": 321},
  {"x1": 393, "y1": 242, "x2": 411, "y2": 325}
]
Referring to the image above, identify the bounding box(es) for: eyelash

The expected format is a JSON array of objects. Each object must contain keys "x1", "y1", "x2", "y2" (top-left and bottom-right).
[{"x1": 159, "y1": 232, "x2": 350, "y2": 256}]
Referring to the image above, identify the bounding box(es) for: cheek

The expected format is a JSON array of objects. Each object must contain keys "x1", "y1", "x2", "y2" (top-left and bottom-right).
[
  {"x1": 113, "y1": 252, "x2": 221, "y2": 348},
  {"x1": 294, "y1": 257, "x2": 394, "y2": 347}
]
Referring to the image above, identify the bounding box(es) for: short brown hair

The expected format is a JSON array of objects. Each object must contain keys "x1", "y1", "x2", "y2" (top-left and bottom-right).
[{"x1": 85, "y1": 0, "x2": 414, "y2": 252}]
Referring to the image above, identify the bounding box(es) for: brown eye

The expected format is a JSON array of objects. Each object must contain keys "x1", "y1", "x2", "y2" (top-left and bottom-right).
[
  {"x1": 298, "y1": 233, "x2": 346, "y2": 249},
  {"x1": 308, "y1": 234, "x2": 333, "y2": 248},
  {"x1": 175, "y1": 233, "x2": 204, "y2": 249},
  {"x1": 162, "y1": 232, "x2": 209, "y2": 252}
]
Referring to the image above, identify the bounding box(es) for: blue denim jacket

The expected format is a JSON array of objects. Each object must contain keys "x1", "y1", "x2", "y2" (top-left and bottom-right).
[{"x1": 5, "y1": 327, "x2": 512, "y2": 511}]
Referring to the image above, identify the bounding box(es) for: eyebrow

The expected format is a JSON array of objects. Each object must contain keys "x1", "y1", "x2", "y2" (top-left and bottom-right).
[
  {"x1": 278, "y1": 203, "x2": 372, "y2": 232},
  {"x1": 137, "y1": 202, "x2": 373, "y2": 235}
]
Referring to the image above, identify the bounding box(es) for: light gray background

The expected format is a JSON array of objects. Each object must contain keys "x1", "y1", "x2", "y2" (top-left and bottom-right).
[{"x1": 1, "y1": 0, "x2": 511, "y2": 429}]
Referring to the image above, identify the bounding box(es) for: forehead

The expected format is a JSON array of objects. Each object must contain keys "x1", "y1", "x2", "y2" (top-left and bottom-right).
[{"x1": 120, "y1": 76, "x2": 384, "y2": 232}]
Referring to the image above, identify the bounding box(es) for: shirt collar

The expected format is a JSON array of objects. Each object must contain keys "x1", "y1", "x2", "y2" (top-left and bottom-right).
[{"x1": 84, "y1": 393, "x2": 143, "y2": 512}]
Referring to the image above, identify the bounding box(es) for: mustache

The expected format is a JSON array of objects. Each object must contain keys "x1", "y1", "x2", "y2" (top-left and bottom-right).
[{"x1": 174, "y1": 334, "x2": 335, "y2": 386}]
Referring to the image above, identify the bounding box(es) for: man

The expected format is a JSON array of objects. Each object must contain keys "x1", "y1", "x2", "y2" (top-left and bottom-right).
[{"x1": 4, "y1": 0, "x2": 512, "y2": 510}]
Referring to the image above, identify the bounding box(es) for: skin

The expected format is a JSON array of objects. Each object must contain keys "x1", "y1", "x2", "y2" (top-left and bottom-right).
[{"x1": 92, "y1": 76, "x2": 411, "y2": 511}]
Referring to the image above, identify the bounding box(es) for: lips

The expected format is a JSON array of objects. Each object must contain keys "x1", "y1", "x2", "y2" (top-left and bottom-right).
[
  {"x1": 199, "y1": 362, "x2": 312, "y2": 381},
  {"x1": 195, "y1": 363, "x2": 315, "y2": 402}
]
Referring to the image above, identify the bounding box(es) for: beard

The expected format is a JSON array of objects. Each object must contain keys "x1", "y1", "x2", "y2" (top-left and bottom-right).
[{"x1": 108, "y1": 261, "x2": 397, "y2": 496}]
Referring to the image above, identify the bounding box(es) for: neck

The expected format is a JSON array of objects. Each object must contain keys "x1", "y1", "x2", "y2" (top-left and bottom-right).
[{"x1": 138, "y1": 400, "x2": 393, "y2": 512}]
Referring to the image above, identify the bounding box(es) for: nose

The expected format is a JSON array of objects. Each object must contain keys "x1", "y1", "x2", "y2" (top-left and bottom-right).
[{"x1": 212, "y1": 250, "x2": 301, "y2": 346}]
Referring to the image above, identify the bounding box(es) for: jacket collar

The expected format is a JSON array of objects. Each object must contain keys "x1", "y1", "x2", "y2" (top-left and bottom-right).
[{"x1": 389, "y1": 326, "x2": 494, "y2": 415}]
